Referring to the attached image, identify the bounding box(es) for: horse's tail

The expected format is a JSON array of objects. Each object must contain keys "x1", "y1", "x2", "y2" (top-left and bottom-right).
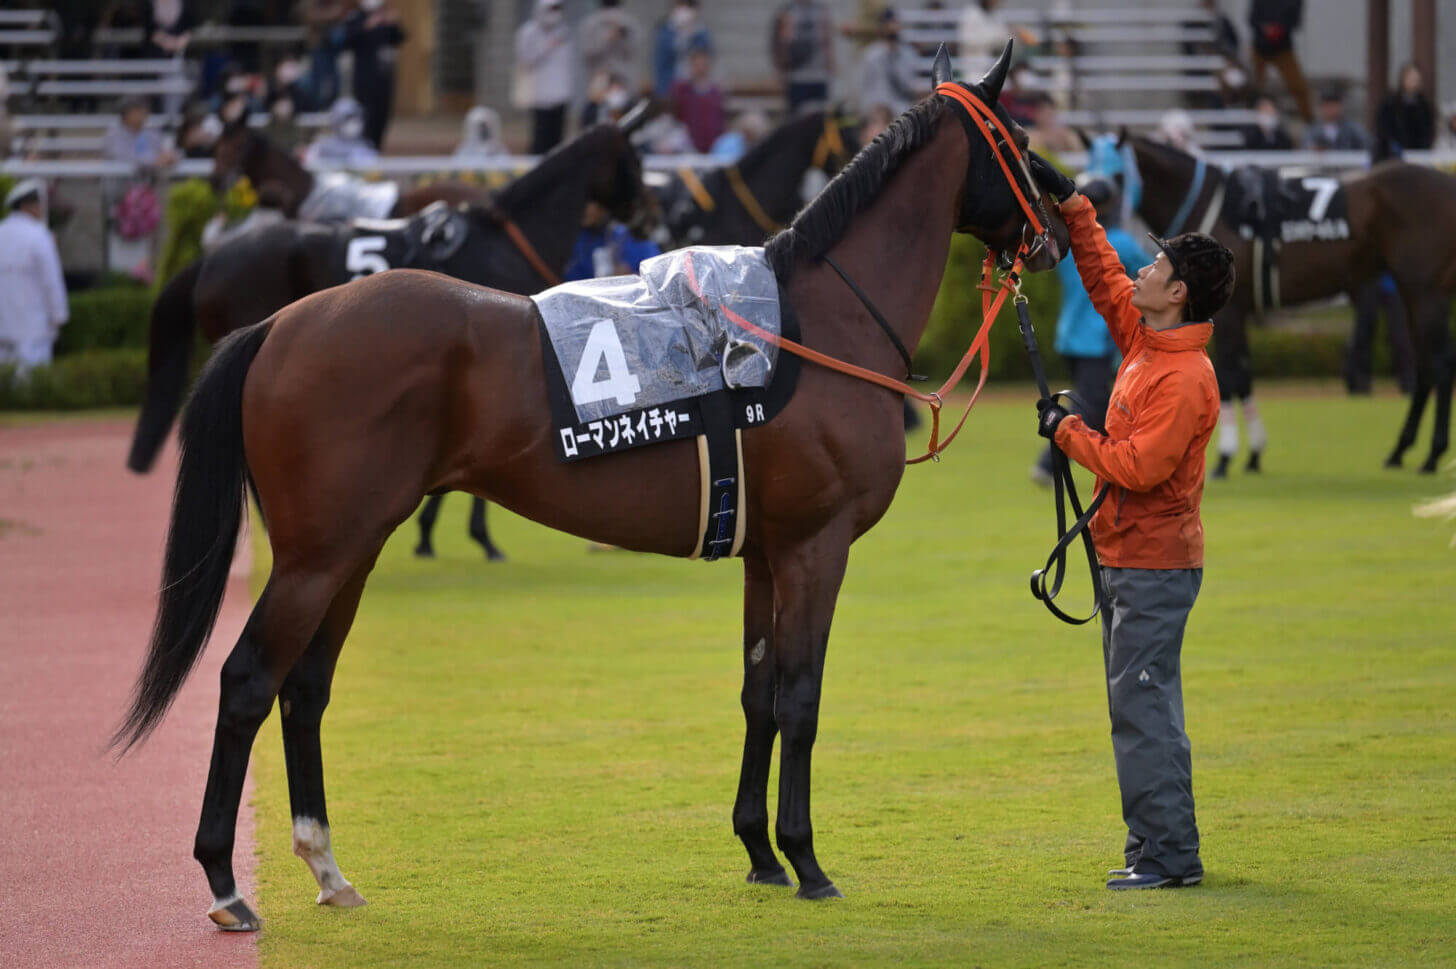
[
  {"x1": 112, "y1": 320, "x2": 272, "y2": 753},
  {"x1": 127, "y1": 258, "x2": 204, "y2": 473}
]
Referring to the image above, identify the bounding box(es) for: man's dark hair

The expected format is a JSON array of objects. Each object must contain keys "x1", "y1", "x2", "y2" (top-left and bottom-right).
[{"x1": 1149, "y1": 232, "x2": 1236, "y2": 321}]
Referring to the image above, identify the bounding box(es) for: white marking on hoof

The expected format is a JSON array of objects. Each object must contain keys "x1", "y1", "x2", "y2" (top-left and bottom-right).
[
  {"x1": 292, "y1": 816, "x2": 359, "y2": 903},
  {"x1": 749, "y1": 638, "x2": 766, "y2": 666},
  {"x1": 208, "y1": 892, "x2": 243, "y2": 915}
]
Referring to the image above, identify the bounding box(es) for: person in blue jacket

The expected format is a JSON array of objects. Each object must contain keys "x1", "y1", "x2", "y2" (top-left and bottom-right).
[
  {"x1": 1033, "y1": 177, "x2": 1148, "y2": 484},
  {"x1": 564, "y1": 201, "x2": 662, "y2": 281}
]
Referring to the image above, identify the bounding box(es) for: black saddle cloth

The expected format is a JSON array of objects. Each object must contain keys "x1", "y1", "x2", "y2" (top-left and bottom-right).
[
  {"x1": 1222, "y1": 167, "x2": 1350, "y2": 244},
  {"x1": 335, "y1": 201, "x2": 472, "y2": 280}
]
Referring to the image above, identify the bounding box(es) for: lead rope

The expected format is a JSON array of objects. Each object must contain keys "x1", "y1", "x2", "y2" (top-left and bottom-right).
[{"x1": 1015, "y1": 294, "x2": 1109, "y2": 624}]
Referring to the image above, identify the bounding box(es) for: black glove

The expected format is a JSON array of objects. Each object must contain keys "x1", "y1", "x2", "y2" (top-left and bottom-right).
[
  {"x1": 1027, "y1": 152, "x2": 1077, "y2": 204},
  {"x1": 1036, "y1": 397, "x2": 1070, "y2": 439}
]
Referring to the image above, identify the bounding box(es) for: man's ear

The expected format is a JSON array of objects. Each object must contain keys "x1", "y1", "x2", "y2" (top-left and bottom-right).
[{"x1": 1170, "y1": 279, "x2": 1189, "y2": 312}]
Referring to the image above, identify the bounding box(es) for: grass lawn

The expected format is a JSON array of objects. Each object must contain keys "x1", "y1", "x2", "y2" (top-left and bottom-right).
[{"x1": 245, "y1": 383, "x2": 1455, "y2": 968}]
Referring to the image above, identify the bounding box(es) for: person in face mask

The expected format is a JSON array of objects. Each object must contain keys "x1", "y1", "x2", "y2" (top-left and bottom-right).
[
  {"x1": 514, "y1": 0, "x2": 576, "y2": 154},
  {"x1": 0, "y1": 179, "x2": 68, "y2": 376},
  {"x1": 653, "y1": 0, "x2": 711, "y2": 97},
  {"x1": 304, "y1": 97, "x2": 380, "y2": 167},
  {"x1": 1243, "y1": 95, "x2": 1292, "y2": 150},
  {"x1": 454, "y1": 105, "x2": 506, "y2": 161},
  {"x1": 343, "y1": 0, "x2": 407, "y2": 149}
]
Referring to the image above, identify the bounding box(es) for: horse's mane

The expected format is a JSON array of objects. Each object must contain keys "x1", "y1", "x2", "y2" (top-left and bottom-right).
[
  {"x1": 765, "y1": 97, "x2": 947, "y2": 280},
  {"x1": 496, "y1": 125, "x2": 619, "y2": 210}
]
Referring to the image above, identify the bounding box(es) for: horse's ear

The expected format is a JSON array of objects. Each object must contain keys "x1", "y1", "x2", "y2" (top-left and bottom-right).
[
  {"x1": 930, "y1": 44, "x2": 953, "y2": 88},
  {"x1": 978, "y1": 39, "x2": 1013, "y2": 103},
  {"x1": 617, "y1": 98, "x2": 653, "y2": 136},
  {"x1": 1115, "y1": 126, "x2": 1129, "y2": 149},
  {"x1": 1073, "y1": 126, "x2": 1093, "y2": 150}
]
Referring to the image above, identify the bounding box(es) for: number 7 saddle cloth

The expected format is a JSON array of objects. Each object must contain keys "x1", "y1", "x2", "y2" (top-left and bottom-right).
[{"x1": 532, "y1": 246, "x2": 800, "y2": 463}]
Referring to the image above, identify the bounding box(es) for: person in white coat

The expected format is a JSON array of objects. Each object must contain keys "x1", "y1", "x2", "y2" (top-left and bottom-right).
[
  {"x1": 0, "y1": 179, "x2": 68, "y2": 375},
  {"x1": 515, "y1": 0, "x2": 576, "y2": 155}
]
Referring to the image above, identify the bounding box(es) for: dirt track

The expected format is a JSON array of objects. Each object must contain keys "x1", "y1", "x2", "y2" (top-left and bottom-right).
[{"x1": 0, "y1": 418, "x2": 257, "y2": 969}]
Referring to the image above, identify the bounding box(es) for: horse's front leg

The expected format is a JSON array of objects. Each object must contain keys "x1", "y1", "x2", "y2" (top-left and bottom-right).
[
  {"x1": 768, "y1": 534, "x2": 851, "y2": 900},
  {"x1": 1417, "y1": 299, "x2": 1453, "y2": 474},
  {"x1": 733, "y1": 552, "x2": 792, "y2": 886}
]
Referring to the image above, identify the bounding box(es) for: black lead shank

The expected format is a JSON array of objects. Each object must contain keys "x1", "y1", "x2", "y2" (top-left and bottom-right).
[{"x1": 1017, "y1": 297, "x2": 1109, "y2": 625}]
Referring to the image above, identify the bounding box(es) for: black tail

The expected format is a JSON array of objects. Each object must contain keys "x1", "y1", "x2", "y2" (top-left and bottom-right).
[
  {"x1": 113, "y1": 320, "x2": 273, "y2": 753},
  {"x1": 128, "y1": 259, "x2": 205, "y2": 473}
]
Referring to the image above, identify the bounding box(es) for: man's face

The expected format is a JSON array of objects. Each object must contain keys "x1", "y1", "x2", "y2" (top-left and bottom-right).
[
  {"x1": 582, "y1": 200, "x2": 608, "y2": 230},
  {"x1": 1130, "y1": 251, "x2": 1186, "y2": 318},
  {"x1": 688, "y1": 50, "x2": 710, "y2": 80},
  {"x1": 1318, "y1": 99, "x2": 1343, "y2": 124},
  {"x1": 123, "y1": 106, "x2": 147, "y2": 131}
]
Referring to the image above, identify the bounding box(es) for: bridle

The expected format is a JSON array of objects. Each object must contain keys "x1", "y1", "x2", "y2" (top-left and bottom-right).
[{"x1": 692, "y1": 82, "x2": 1057, "y2": 464}]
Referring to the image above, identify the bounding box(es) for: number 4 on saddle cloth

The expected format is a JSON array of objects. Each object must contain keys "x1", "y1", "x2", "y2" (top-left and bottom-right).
[
  {"x1": 532, "y1": 246, "x2": 802, "y2": 560},
  {"x1": 1223, "y1": 167, "x2": 1350, "y2": 312}
]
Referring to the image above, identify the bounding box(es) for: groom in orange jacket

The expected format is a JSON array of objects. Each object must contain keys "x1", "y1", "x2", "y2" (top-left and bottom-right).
[{"x1": 1031, "y1": 156, "x2": 1234, "y2": 890}]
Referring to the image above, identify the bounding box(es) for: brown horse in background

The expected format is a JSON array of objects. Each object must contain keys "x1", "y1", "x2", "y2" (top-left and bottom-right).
[
  {"x1": 1120, "y1": 136, "x2": 1456, "y2": 474},
  {"x1": 114, "y1": 43, "x2": 1067, "y2": 930}
]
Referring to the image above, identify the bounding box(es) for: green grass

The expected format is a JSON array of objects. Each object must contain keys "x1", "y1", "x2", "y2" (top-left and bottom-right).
[{"x1": 245, "y1": 384, "x2": 1455, "y2": 968}]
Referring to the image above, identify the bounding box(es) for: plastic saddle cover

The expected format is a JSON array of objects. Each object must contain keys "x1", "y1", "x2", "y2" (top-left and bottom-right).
[
  {"x1": 533, "y1": 245, "x2": 783, "y2": 425},
  {"x1": 298, "y1": 172, "x2": 400, "y2": 222}
]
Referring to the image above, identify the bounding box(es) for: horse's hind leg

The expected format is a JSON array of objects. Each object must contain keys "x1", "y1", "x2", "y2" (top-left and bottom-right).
[
  {"x1": 768, "y1": 533, "x2": 851, "y2": 900},
  {"x1": 414, "y1": 494, "x2": 444, "y2": 558},
  {"x1": 280, "y1": 559, "x2": 378, "y2": 909},
  {"x1": 1387, "y1": 378, "x2": 1432, "y2": 468},
  {"x1": 467, "y1": 498, "x2": 507, "y2": 562},
  {"x1": 1418, "y1": 300, "x2": 1452, "y2": 473},
  {"x1": 1211, "y1": 308, "x2": 1251, "y2": 479},
  {"x1": 733, "y1": 552, "x2": 791, "y2": 887},
  {"x1": 195, "y1": 567, "x2": 347, "y2": 930}
]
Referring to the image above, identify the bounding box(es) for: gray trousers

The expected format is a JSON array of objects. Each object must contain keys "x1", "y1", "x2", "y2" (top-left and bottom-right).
[{"x1": 1100, "y1": 566, "x2": 1203, "y2": 878}]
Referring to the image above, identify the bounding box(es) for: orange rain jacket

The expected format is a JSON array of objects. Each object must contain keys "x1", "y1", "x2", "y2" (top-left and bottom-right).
[{"x1": 1051, "y1": 195, "x2": 1220, "y2": 570}]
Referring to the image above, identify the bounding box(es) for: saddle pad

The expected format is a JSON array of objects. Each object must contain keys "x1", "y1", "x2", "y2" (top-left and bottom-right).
[
  {"x1": 533, "y1": 246, "x2": 799, "y2": 462},
  {"x1": 1224, "y1": 168, "x2": 1350, "y2": 244},
  {"x1": 337, "y1": 202, "x2": 470, "y2": 280},
  {"x1": 298, "y1": 172, "x2": 401, "y2": 223}
]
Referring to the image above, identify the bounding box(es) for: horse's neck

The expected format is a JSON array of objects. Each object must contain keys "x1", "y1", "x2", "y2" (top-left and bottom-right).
[
  {"x1": 737, "y1": 120, "x2": 823, "y2": 219},
  {"x1": 1137, "y1": 145, "x2": 1220, "y2": 236},
  {"x1": 796, "y1": 119, "x2": 966, "y2": 373},
  {"x1": 258, "y1": 150, "x2": 314, "y2": 214},
  {"x1": 497, "y1": 173, "x2": 591, "y2": 272}
]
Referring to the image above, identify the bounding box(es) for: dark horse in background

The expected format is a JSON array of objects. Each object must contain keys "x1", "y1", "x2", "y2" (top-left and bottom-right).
[
  {"x1": 113, "y1": 43, "x2": 1067, "y2": 931},
  {"x1": 126, "y1": 121, "x2": 653, "y2": 558},
  {"x1": 654, "y1": 110, "x2": 860, "y2": 246},
  {"x1": 1104, "y1": 134, "x2": 1455, "y2": 475}
]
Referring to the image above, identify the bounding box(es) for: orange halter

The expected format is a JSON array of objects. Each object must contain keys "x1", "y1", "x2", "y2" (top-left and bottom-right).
[{"x1": 695, "y1": 83, "x2": 1053, "y2": 464}]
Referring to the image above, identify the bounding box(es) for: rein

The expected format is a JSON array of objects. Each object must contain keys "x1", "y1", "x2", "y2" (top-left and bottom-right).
[
  {"x1": 696, "y1": 83, "x2": 1052, "y2": 465},
  {"x1": 484, "y1": 201, "x2": 562, "y2": 287}
]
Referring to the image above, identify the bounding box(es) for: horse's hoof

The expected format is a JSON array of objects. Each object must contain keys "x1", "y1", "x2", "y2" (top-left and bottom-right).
[
  {"x1": 208, "y1": 896, "x2": 262, "y2": 932},
  {"x1": 317, "y1": 883, "x2": 368, "y2": 908},
  {"x1": 746, "y1": 867, "x2": 794, "y2": 887},
  {"x1": 1245, "y1": 451, "x2": 1262, "y2": 473},
  {"x1": 1210, "y1": 456, "x2": 1230, "y2": 480},
  {"x1": 1419, "y1": 461, "x2": 1439, "y2": 475},
  {"x1": 485, "y1": 550, "x2": 507, "y2": 563},
  {"x1": 1384, "y1": 455, "x2": 1403, "y2": 469},
  {"x1": 413, "y1": 544, "x2": 435, "y2": 559},
  {"x1": 796, "y1": 881, "x2": 845, "y2": 900}
]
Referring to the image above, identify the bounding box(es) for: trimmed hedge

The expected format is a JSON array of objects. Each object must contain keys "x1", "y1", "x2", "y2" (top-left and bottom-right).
[
  {"x1": 55, "y1": 285, "x2": 154, "y2": 354},
  {"x1": 0, "y1": 349, "x2": 148, "y2": 409}
]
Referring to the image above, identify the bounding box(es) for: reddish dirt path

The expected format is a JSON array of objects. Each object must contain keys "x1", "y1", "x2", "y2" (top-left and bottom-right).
[{"x1": 0, "y1": 418, "x2": 258, "y2": 969}]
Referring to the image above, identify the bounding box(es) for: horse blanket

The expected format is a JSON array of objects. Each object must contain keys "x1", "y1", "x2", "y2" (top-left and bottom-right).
[{"x1": 533, "y1": 246, "x2": 798, "y2": 462}]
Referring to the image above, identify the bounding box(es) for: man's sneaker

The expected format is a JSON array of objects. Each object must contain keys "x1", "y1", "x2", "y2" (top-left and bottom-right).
[
  {"x1": 1106, "y1": 870, "x2": 1203, "y2": 890},
  {"x1": 1029, "y1": 464, "x2": 1053, "y2": 488},
  {"x1": 1107, "y1": 866, "x2": 1134, "y2": 877}
]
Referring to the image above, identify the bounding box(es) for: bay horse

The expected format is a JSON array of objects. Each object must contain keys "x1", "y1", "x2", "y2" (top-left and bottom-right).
[
  {"x1": 127, "y1": 122, "x2": 651, "y2": 557},
  {"x1": 114, "y1": 42, "x2": 1067, "y2": 930},
  {"x1": 656, "y1": 110, "x2": 860, "y2": 247},
  {"x1": 1102, "y1": 134, "x2": 1456, "y2": 475},
  {"x1": 209, "y1": 119, "x2": 484, "y2": 220}
]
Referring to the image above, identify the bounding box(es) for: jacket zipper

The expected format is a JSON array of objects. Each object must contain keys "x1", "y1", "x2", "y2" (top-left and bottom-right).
[{"x1": 1113, "y1": 487, "x2": 1128, "y2": 526}]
